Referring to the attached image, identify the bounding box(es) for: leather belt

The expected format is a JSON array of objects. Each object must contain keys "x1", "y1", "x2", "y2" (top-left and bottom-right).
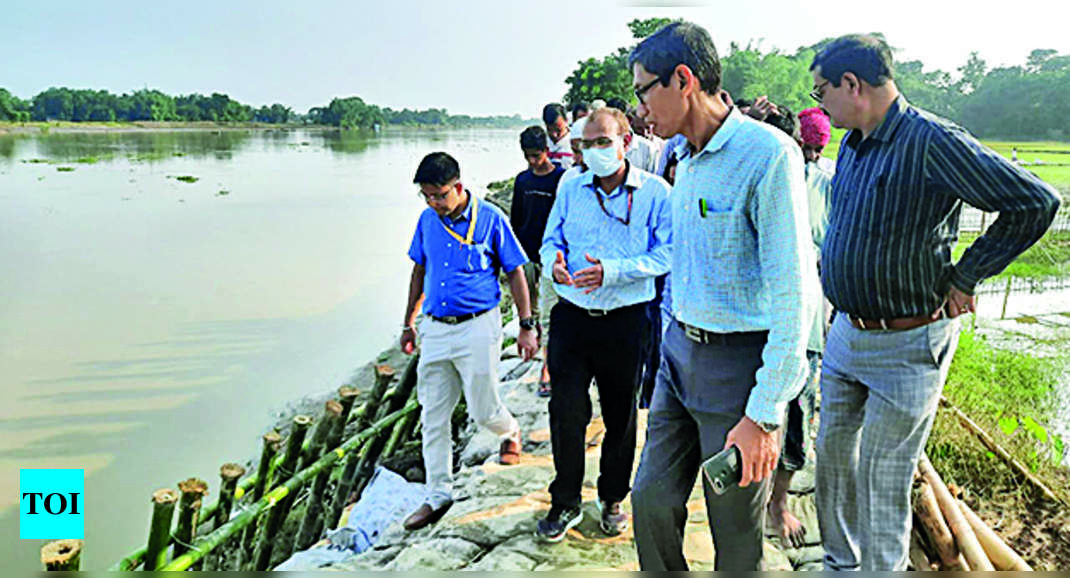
[
  {"x1": 846, "y1": 312, "x2": 940, "y2": 331},
  {"x1": 431, "y1": 308, "x2": 492, "y2": 325},
  {"x1": 675, "y1": 320, "x2": 768, "y2": 346},
  {"x1": 561, "y1": 299, "x2": 641, "y2": 317}
]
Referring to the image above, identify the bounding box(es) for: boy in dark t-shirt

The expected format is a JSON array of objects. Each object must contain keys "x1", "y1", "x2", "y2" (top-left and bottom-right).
[{"x1": 510, "y1": 125, "x2": 565, "y2": 397}]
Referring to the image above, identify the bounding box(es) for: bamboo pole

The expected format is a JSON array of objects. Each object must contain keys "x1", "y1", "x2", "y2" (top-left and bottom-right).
[
  {"x1": 939, "y1": 396, "x2": 1064, "y2": 505},
  {"x1": 327, "y1": 357, "x2": 419, "y2": 530},
  {"x1": 294, "y1": 401, "x2": 345, "y2": 551},
  {"x1": 159, "y1": 401, "x2": 417, "y2": 571},
  {"x1": 1000, "y1": 276, "x2": 1013, "y2": 319},
  {"x1": 173, "y1": 477, "x2": 209, "y2": 567},
  {"x1": 913, "y1": 480, "x2": 968, "y2": 570},
  {"x1": 958, "y1": 498, "x2": 1032, "y2": 571},
  {"x1": 252, "y1": 431, "x2": 283, "y2": 503},
  {"x1": 350, "y1": 365, "x2": 395, "y2": 434},
  {"x1": 908, "y1": 529, "x2": 936, "y2": 571},
  {"x1": 381, "y1": 389, "x2": 420, "y2": 459},
  {"x1": 334, "y1": 385, "x2": 362, "y2": 438},
  {"x1": 41, "y1": 539, "x2": 83, "y2": 571},
  {"x1": 252, "y1": 414, "x2": 313, "y2": 570},
  {"x1": 918, "y1": 454, "x2": 995, "y2": 570},
  {"x1": 203, "y1": 463, "x2": 246, "y2": 571},
  {"x1": 300, "y1": 400, "x2": 341, "y2": 472},
  {"x1": 143, "y1": 488, "x2": 178, "y2": 571}
]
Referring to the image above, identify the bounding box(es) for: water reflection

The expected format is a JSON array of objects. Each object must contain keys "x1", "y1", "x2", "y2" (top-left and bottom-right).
[
  {"x1": 0, "y1": 135, "x2": 18, "y2": 161},
  {"x1": 33, "y1": 130, "x2": 257, "y2": 162}
]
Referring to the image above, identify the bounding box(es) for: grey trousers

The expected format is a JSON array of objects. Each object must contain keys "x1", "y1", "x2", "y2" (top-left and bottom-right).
[
  {"x1": 632, "y1": 322, "x2": 772, "y2": 571},
  {"x1": 816, "y1": 313, "x2": 959, "y2": 571}
]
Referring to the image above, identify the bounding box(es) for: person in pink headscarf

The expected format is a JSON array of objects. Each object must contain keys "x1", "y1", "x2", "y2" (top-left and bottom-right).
[{"x1": 798, "y1": 107, "x2": 832, "y2": 166}]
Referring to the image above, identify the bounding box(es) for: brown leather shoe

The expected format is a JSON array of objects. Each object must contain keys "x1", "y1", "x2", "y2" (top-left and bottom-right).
[
  {"x1": 403, "y1": 501, "x2": 453, "y2": 531},
  {"x1": 499, "y1": 434, "x2": 522, "y2": 465}
]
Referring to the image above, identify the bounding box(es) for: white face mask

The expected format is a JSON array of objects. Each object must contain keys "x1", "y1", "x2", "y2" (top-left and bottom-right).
[{"x1": 583, "y1": 139, "x2": 624, "y2": 177}]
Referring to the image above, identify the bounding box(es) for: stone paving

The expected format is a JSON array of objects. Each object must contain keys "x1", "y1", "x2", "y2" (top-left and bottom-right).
[{"x1": 317, "y1": 352, "x2": 823, "y2": 571}]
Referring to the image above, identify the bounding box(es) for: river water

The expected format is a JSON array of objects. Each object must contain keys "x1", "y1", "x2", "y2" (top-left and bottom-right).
[{"x1": 0, "y1": 127, "x2": 522, "y2": 571}]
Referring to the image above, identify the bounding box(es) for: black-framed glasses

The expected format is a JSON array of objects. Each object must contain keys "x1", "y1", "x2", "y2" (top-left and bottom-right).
[
  {"x1": 810, "y1": 80, "x2": 830, "y2": 103},
  {"x1": 634, "y1": 77, "x2": 662, "y2": 105}
]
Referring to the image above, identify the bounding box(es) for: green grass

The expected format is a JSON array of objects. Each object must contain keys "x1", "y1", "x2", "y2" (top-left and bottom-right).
[
  {"x1": 927, "y1": 329, "x2": 1068, "y2": 502},
  {"x1": 55, "y1": 166, "x2": 75, "y2": 172},
  {"x1": 172, "y1": 175, "x2": 199, "y2": 184},
  {"x1": 953, "y1": 230, "x2": 1070, "y2": 281}
]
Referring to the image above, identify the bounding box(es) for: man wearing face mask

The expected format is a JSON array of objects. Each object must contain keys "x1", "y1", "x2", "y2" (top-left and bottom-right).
[{"x1": 535, "y1": 106, "x2": 672, "y2": 542}]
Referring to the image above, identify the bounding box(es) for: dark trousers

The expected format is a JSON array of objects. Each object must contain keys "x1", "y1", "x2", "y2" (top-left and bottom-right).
[
  {"x1": 633, "y1": 322, "x2": 771, "y2": 571},
  {"x1": 547, "y1": 299, "x2": 649, "y2": 509}
]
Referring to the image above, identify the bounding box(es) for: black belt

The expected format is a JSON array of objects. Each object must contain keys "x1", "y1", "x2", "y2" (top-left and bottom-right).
[
  {"x1": 431, "y1": 307, "x2": 493, "y2": 325},
  {"x1": 561, "y1": 299, "x2": 644, "y2": 317},
  {"x1": 675, "y1": 320, "x2": 768, "y2": 346}
]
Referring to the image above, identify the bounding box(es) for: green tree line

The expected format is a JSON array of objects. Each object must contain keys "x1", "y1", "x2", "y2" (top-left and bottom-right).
[
  {"x1": 0, "y1": 87, "x2": 529, "y2": 130},
  {"x1": 565, "y1": 19, "x2": 1070, "y2": 141}
]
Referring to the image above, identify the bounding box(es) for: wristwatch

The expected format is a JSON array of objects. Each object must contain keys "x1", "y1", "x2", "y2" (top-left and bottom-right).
[{"x1": 519, "y1": 316, "x2": 537, "y2": 331}]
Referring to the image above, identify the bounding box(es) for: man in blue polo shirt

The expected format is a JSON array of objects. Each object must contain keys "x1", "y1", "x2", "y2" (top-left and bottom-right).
[
  {"x1": 400, "y1": 152, "x2": 539, "y2": 531},
  {"x1": 536, "y1": 107, "x2": 672, "y2": 542}
]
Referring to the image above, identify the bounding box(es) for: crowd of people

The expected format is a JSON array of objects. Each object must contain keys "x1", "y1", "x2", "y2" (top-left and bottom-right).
[{"x1": 395, "y1": 22, "x2": 1061, "y2": 571}]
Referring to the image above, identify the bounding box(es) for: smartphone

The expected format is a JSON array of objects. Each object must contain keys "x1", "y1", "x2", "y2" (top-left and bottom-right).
[{"x1": 701, "y1": 445, "x2": 742, "y2": 495}]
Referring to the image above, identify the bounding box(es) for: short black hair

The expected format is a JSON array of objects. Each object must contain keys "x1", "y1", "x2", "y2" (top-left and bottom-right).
[
  {"x1": 763, "y1": 107, "x2": 798, "y2": 140},
  {"x1": 542, "y1": 103, "x2": 567, "y2": 125},
  {"x1": 606, "y1": 97, "x2": 629, "y2": 113},
  {"x1": 571, "y1": 102, "x2": 589, "y2": 116},
  {"x1": 520, "y1": 125, "x2": 549, "y2": 151},
  {"x1": 629, "y1": 21, "x2": 722, "y2": 95},
  {"x1": 734, "y1": 98, "x2": 753, "y2": 109},
  {"x1": 810, "y1": 34, "x2": 895, "y2": 87},
  {"x1": 413, "y1": 152, "x2": 460, "y2": 186}
]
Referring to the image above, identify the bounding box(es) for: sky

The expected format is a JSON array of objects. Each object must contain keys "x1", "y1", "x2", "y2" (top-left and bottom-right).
[{"x1": 4, "y1": 0, "x2": 1069, "y2": 117}]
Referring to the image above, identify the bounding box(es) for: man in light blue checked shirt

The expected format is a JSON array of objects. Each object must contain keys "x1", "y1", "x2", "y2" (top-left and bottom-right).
[
  {"x1": 628, "y1": 22, "x2": 818, "y2": 571},
  {"x1": 536, "y1": 106, "x2": 671, "y2": 543}
]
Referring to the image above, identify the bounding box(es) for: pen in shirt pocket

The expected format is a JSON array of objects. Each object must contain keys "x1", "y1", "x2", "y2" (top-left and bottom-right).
[{"x1": 699, "y1": 198, "x2": 708, "y2": 218}]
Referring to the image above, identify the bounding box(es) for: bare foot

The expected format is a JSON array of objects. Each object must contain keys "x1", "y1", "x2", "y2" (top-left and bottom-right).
[{"x1": 768, "y1": 499, "x2": 807, "y2": 549}]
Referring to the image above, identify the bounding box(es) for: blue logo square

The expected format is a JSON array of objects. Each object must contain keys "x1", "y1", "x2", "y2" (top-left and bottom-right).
[{"x1": 19, "y1": 469, "x2": 85, "y2": 539}]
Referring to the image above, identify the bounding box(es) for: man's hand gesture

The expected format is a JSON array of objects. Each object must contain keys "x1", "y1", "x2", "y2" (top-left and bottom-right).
[
  {"x1": 552, "y1": 250, "x2": 573, "y2": 285},
  {"x1": 573, "y1": 253, "x2": 604, "y2": 294}
]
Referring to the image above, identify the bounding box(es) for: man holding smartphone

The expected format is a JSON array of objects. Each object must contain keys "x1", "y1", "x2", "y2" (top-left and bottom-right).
[{"x1": 628, "y1": 22, "x2": 817, "y2": 571}]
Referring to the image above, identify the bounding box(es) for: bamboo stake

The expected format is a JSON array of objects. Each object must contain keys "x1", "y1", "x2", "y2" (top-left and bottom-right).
[
  {"x1": 144, "y1": 488, "x2": 178, "y2": 571},
  {"x1": 203, "y1": 463, "x2": 246, "y2": 571},
  {"x1": 252, "y1": 414, "x2": 313, "y2": 570},
  {"x1": 958, "y1": 498, "x2": 1032, "y2": 571},
  {"x1": 173, "y1": 477, "x2": 209, "y2": 567},
  {"x1": 913, "y1": 480, "x2": 968, "y2": 570},
  {"x1": 41, "y1": 539, "x2": 83, "y2": 571},
  {"x1": 294, "y1": 401, "x2": 345, "y2": 551},
  {"x1": 939, "y1": 396, "x2": 1064, "y2": 505},
  {"x1": 159, "y1": 401, "x2": 417, "y2": 571},
  {"x1": 334, "y1": 385, "x2": 362, "y2": 438},
  {"x1": 300, "y1": 400, "x2": 342, "y2": 472},
  {"x1": 327, "y1": 357, "x2": 419, "y2": 530},
  {"x1": 908, "y1": 529, "x2": 936, "y2": 571},
  {"x1": 252, "y1": 431, "x2": 283, "y2": 503},
  {"x1": 350, "y1": 365, "x2": 395, "y2": 433},
  {"x1": 918, "y1": 454, "x2": 995, "y2": 570},
  {"x1": 1000, "y1": 276, "x2": 1013, "y2": 319},
  {"x1": 381, "y1": 389, "x2": 420, "y2": 459}
]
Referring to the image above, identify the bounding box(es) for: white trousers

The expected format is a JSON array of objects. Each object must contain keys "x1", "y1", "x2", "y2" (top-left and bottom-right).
[{"x1": 417, "y1": 307, "x2": 519, "y2": 508}]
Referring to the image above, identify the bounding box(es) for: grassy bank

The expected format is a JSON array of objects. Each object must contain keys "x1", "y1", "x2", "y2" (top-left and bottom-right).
[
  {"x1": 926, "y1": 329, "x2": 1070, "y2": 568},
  {"x1": 953, "y1": 230, "x2": 1070, "y2": 282}
]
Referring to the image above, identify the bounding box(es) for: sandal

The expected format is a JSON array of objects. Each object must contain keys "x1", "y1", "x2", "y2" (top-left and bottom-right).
[{"x1": 537, "y1": 381, "x2": 552, "y2": 398}]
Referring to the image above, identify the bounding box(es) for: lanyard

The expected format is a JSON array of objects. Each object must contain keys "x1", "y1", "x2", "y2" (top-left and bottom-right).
[
  {"x1": 594, "y1": 186, "x2": 633, "y2": 226},
  {"x1": 438, "y1": 194, "x2": 479, "y2": 245}
]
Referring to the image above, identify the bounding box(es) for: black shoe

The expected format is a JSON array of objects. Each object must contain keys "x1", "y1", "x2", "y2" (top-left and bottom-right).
[{"x1": 535, "y1": 505, "x2": 583, "y2": 543}]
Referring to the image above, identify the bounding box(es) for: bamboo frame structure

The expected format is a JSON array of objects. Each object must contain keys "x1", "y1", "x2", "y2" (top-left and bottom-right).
[
  {"x1": 251, "y1": 414, "x2": 313, "y2": 570},
  {"x1": 157, "y1": 401, "x2": 417, "y2": 571}
]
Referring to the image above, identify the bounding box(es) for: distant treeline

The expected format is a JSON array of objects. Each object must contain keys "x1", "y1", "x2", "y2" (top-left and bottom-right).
[
  {"x1": 0, "y1": 88, "x2": 530, "y2": 129},
  {"x1": 567, "y1": 18, "x2": 1070, "y2": 141}
]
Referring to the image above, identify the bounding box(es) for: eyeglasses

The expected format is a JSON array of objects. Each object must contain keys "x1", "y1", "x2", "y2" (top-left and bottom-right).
[
  {"x1": 579, "y1": 136, "x2": 617, "y2": 150},
  {"x1": 810, "y1": 80, "x2": 830, "y2": 103},
  {"x1": 418, "y1": 184, "x2": 454, "y2": 203},
  {"x1": 634, "y1": 77, "x2": 662, "y2": 105}
]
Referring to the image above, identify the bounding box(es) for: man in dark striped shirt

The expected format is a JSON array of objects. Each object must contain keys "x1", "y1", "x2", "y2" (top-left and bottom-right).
[{"x1": 809, "y1": 35, "x2": 1061, "y2": 571}]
